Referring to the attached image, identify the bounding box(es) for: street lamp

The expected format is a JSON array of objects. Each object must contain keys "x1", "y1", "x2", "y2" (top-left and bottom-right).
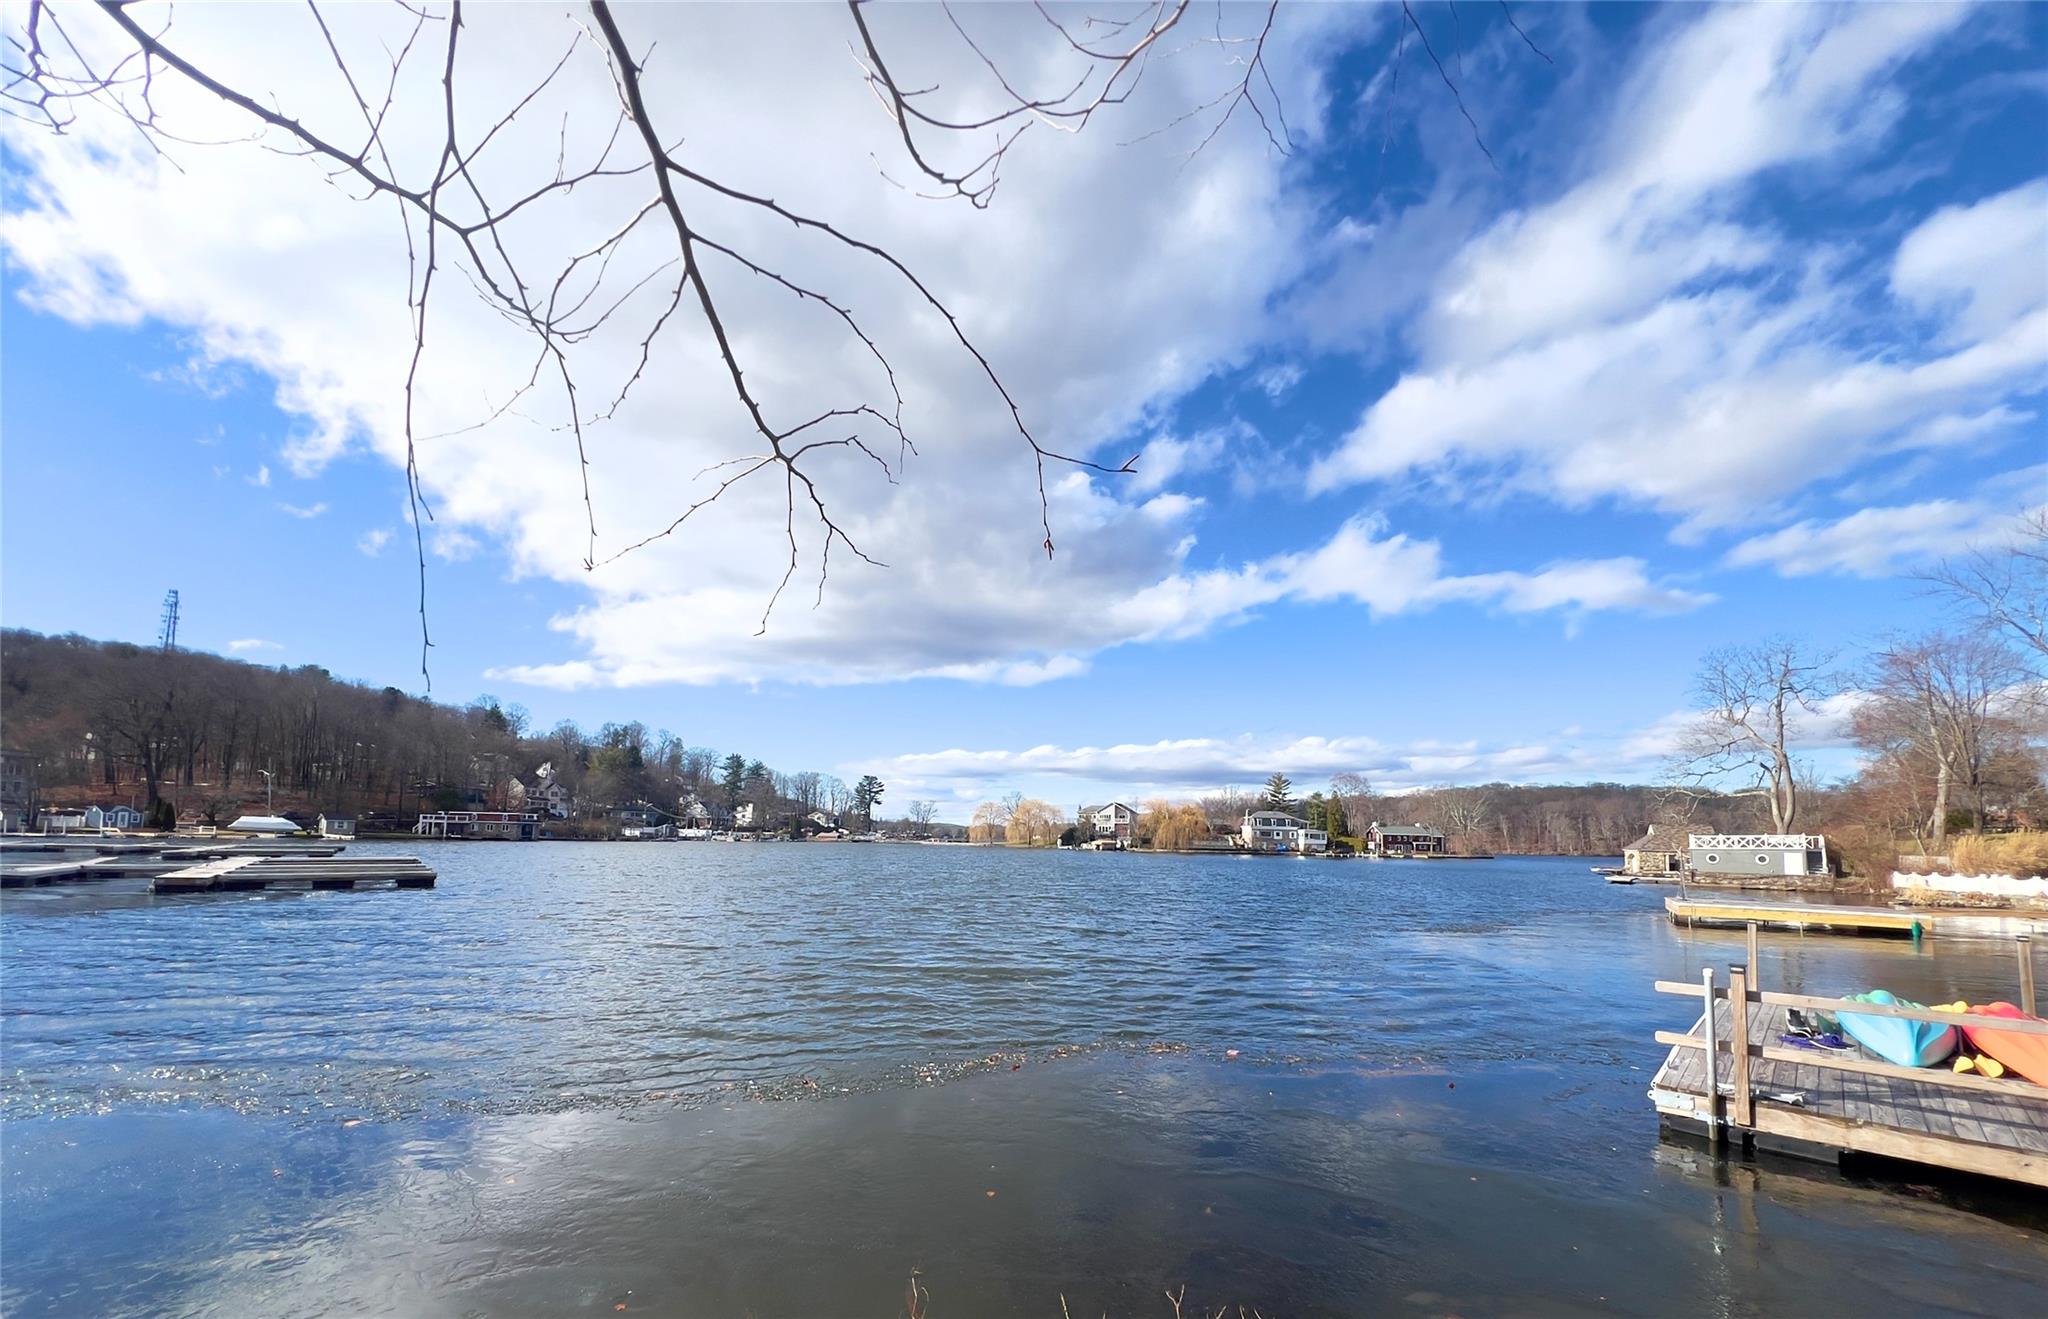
[{"x1": 258, "y1": 768, "x2": 274, "y2": 812}]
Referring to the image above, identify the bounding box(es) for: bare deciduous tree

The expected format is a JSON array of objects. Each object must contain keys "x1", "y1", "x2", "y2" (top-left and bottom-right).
[
  {"x1": 1919, "y1": 508, "x2": 2048, "y2": 671},
  {"x1": 1854, "y1": 631, "x2": 2034, "y2": 850},
  {"x1": 1669, "y1": 638, "x2": 1839, "y2": 834},
  {"x1": 1329, "y1": 771, "x2": 1375, "y2": 832},
  {"x1": 1421, "y1": 782, "x2": 1495, "y2": 844}
]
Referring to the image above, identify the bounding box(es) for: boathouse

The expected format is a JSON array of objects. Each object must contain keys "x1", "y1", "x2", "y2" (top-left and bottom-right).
[
  {"x1": 413, "y1": 810, "x2": 540, "y2": 840},
  {"x1": 1623, "y1": 825, "x2": 1685, "y2": 876},
  {"x1": 317, "y1": 814, "x2": 357, "y2": 840},
  {"x1": 1365, "y1": 822, "x2": 1446, "y2": 856},
  {"x1": 1686, "y1": 833, "x2": 1830, "y2": 878}
]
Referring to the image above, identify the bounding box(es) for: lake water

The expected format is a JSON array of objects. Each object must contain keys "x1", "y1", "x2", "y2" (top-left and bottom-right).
[{"x1": 3, "y1": 844, "x2": 2043, "y2": 1316}]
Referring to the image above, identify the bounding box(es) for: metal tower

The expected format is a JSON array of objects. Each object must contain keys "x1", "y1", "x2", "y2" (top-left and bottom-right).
[{"x1": 158, "y1": 590, "x2": 180, "y2": 651}]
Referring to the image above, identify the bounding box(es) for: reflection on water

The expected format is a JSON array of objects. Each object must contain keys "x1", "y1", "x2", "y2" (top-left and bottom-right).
[{"x1": 3, "y1": 845, "x2": 2044, "y2": 1315}]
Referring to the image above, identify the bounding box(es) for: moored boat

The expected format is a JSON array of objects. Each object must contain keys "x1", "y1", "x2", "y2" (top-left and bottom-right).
[{"x1": 1836, "y1": 989, "x2": 1957, "y2": 1068}]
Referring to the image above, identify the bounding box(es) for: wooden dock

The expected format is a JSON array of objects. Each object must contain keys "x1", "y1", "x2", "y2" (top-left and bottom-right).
[
  {"x1": 151, "y1": 854, "x2": 435, "y2": 893},
  {"x1": 2, "y1": 838, "x2": 353, "y2": 887},
  {"x1": 1664, "y1": 895, "x2": 2048, "y2": 938},
  {"x1": 1649, "y1": 945, "x2": 2048, "y2": 1188}
]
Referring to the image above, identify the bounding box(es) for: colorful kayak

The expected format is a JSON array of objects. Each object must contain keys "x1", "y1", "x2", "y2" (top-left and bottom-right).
[
  {"x1": 1961, "y1": 1002, "x2": 2048, "y2": 1087},
  {"x1": 1836, "y1": 990, "x2": 1957, "y2": 1068}
]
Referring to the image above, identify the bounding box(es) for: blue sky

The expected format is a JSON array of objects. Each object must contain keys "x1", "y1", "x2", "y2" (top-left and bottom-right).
[{"x1": 3, "y1": 2, "x2": 2044, "y2": 817}]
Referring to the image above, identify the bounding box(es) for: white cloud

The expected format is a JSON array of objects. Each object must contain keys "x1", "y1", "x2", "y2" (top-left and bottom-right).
[
  {"x1": 1253, "y1": 361, "x2": 1304, "y2": 400},
  {"x1": 491, "y1": 512, "x2": 1708, "y2": 689},
  {"x1": 5, "y1": 4, "x2": 2026, "y2": 694},
  {"x1": 2, "y1": 3, "x2": 1387, "y2": 689},
  {"x1": 275, "y1": 500, "x2": 327, "y2": 519},
  {"x1": 1724, "y1": 494, "x2": 2044, "y2": 578},
  {"x1": 1308, "y1": 6, "x2": 2046, "y2": 537},
  {"x1": 856, "y1": 732, "x2": 1609, "y2": 799},
  {"x1": 1620, "y1": 690, "x2": 1871, "y2": 771},
  {"x1": 225, "y1": 638, "x2": 282, "y2": 654},
  {"x1": 245, "y1": 463, "x2": 271, "y2": 488},
  {"x1": 1892, "y1": 178, "x2": 2048, "y2": 344},
  {"x1": 356, "y1": 527, "x2": 392, "y2": 557}
]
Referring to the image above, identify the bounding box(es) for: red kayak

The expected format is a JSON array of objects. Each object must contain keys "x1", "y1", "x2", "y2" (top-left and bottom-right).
[{"x1": 1963, "y1": 1002, "x2": 2048, "y2": 1086}]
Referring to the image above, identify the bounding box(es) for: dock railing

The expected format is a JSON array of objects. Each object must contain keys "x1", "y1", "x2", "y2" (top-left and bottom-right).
[{"x1": 1656, "y1": 928, "x2": 2045, "y2": 1142}]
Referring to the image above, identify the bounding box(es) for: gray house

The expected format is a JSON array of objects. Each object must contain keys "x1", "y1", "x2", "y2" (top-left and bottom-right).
[{"x1": 1687, "y1": 833, "x2": 1830, "y2": 878}]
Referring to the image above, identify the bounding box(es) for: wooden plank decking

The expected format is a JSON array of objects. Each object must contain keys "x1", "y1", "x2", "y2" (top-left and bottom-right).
[
  {"x1": 151, "y1": 854, "x2": 435, "y2": 893},
  {"x1": 1665, "y1": 895, "x2": 2048, "y2": 938},
  {"x1": 1650, "y1": 998, "x2": 2048, "y2": 1187}
]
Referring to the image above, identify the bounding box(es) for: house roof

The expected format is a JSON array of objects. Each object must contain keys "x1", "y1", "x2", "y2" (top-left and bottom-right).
[{"x1": 1371, "y1": 823, "x2": 1444, "y2": 837}]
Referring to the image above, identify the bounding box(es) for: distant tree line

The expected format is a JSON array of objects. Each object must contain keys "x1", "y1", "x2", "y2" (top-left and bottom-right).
[{"x1": 0, "y1": 629, "x2": 924, "y2": 834}]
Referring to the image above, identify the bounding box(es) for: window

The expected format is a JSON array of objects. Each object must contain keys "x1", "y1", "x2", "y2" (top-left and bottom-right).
[
  {"x1": 1756, "y1": 854, "x2": 1770, "y2": 865},
  {"x1": 1704, "y1": 853, "x2": 1719, "y2": 865}
]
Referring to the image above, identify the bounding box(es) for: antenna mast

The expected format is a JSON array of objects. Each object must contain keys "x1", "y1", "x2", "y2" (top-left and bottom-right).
[{"x1": 158, "y1": 590, "x2": 180, "y2": 651}]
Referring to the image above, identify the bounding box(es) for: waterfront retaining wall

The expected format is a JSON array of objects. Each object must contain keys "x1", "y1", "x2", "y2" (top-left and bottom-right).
[{"x1": 1891, "y1": 871, "x2": 2048, "y2": 911}]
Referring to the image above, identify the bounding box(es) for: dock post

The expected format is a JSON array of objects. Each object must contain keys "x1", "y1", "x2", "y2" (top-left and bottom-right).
[
  {"x1": 1700, "y1": 966, "x2": 1722, "y2": 1145},
  {"x1": 2020, "y1": 935, "x2": 2037, "y2": 1018},
  {"x1": 1727, "y1": 964, "x2": 1753, "y2": 1132},
  {"x1": 1745, "y1": 922, "x2": 1759, "y2": 992}
]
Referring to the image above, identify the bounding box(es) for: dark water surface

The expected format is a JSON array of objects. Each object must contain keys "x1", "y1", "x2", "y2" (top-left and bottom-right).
[{"x1": 3, "y1": 844, "x2": 2044, "y2": 1316}]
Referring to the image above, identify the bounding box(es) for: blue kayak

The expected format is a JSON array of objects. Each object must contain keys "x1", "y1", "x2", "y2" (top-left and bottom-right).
[{"x1": 1836, "y1": 989, "x2": 1957, "y2": 1068}]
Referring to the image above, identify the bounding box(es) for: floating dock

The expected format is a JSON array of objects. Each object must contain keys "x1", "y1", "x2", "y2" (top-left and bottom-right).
[
  {"x1": 3, "y1": 837, "x2": 434, "y2": 894},
  {"x1": 1649, "y1": 953, "x2": 2048, "y2": 1189},
  {"x1": 150, "y1": 854, "x2": 435, "y2": 893},
  {"x1": 1664, "y1": 895, "x2": 2048, "y2": 938},
  {"x1": 2, "y1": 838, "x2": 350, "y2": 886}
]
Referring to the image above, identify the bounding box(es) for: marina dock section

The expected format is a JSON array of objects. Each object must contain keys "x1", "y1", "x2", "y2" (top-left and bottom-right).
[
  {"x1": 150, "y1": 853, "x2": 435, "y2": 893},
  {"x1": 1, "y1": 835, "x2": 434, "y2": 894}
]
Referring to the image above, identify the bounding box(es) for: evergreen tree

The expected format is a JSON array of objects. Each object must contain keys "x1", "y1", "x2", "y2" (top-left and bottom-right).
[
  {"x1": 719, "y1": 753, "x2": 746, "y2": 810},
  {"x1": 1323, "y1": 786, "x2": 1349, "y2": 838},
  {"x1": 852, "y1": 774, "x2": 885, "y2": 825},
  {"x1": 1263, "y1": 772, "x2": 1295, "y2": 813}
]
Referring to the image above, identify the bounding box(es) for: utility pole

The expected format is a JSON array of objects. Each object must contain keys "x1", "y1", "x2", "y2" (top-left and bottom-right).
[{"x1": 258, "y1": 768, "x2": 274, "y2": 812}]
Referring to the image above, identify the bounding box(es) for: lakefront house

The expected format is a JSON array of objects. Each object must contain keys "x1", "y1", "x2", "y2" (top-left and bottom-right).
[
  {"x1": 1240, "y1": 810, "x2": 1330, "y2": 854},
  {"x1": 1078, "y1": 802, "x2": 1137, "y2": 843}
]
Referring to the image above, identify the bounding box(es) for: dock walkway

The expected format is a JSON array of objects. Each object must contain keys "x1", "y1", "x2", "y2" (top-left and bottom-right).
[
  {"x1": 151, "y1": 854, "x2": 435, "y2": 893},
  {"x1": 1665, "y1": 895, "x2": 2048, "y2": 938},
  {"x1": 1651, "y1": 997, "x2": 2048, "y2": 1186}
]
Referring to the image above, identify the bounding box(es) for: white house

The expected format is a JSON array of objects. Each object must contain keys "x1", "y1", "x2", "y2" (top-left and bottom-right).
[
  {"x1": 519, "y1": 764, "x2": 574, "y2": 819},
  {"x1": 1241, "y1": 810, "x2": 1329, "y2": 854},
  {"x1": 734, "y1": 802, "x2": 759, "y2": 830},
  {"x1": 678, "y1": 793, "x2": 730, "y2": 830},
  {"x1": 1078, "y1": 802, "x2": 1137, "y2": 842}
]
